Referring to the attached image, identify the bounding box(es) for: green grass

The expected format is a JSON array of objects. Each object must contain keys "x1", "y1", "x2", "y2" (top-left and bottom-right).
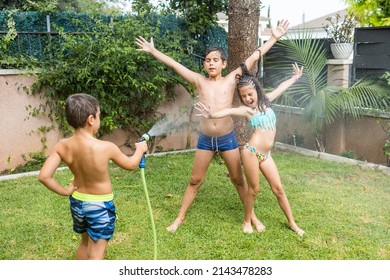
[{"x1": 0, "y1": 150, "x2": 389, "y2": 260}]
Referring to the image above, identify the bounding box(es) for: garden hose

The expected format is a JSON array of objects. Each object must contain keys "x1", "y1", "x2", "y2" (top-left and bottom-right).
[{"x1": 137, "y1": 134, "x2": 157, "y2": 260}]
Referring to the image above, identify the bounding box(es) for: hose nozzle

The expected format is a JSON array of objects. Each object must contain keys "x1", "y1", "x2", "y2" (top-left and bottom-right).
[
  {"x1": 137, "y1": 133, "x2": 150, "y2": 169},
  {"x1": 136, "y1": 133, "x2": 151, "y2": 143}
]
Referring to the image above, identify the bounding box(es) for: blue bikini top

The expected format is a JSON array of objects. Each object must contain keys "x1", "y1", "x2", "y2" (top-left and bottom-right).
[{"x1": 248, "y1": 108, "x2": 276, "y2": 130}]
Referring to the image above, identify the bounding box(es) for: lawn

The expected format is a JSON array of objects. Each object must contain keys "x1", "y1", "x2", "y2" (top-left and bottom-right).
[{"x1": 0, "y1": 150, "x2": 389, "y2": 260}]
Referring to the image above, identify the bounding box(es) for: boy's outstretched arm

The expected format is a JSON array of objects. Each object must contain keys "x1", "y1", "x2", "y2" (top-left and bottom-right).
[
  {"x1": 110, "y1": 140, "x2": 148, "y2": 171},
  {"x1": 243, "y1": 19, "x2": 290, "y2": 72},
  {"x1": 135, "y1": 36, "x2": 202, "y2": 85},
  {"x1": 267, "y1": 62, "x2": 303, "y2": 102}
]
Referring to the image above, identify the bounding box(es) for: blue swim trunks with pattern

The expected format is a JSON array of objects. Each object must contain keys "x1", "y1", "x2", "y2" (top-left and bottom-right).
[{"x1": 69, "y1": 192, "x2": 116, "y2": 242}]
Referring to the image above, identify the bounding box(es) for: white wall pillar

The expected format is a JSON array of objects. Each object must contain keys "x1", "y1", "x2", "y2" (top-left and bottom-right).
[{"x1": 326, "y1": 59, "x2": 353, "y2": 88}]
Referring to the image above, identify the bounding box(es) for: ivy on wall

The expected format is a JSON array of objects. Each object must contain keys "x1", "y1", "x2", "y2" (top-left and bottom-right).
[{"x1": 1, "y1": 10, "x2": 227, "y2": 138}]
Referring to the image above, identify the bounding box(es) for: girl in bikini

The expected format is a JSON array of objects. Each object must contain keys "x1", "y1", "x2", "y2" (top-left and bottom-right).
[{"x1": 195, "y1": 63, "x2": 304, "y2": 236}]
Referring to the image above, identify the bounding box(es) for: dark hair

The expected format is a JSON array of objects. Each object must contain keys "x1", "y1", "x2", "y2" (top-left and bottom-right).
[
  {"x1": 236, "y1": 64, "x2": 270, "y2": 113},
  {"x1": 65, "y1": 93, "x2": 99, "y2": 129},
  {"x1": 204, "y1": 47, "x2": 227, "y2": 62}
]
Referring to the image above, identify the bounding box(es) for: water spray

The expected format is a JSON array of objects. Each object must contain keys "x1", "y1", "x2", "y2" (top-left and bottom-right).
[{"x1": 136, "y1": 133, "x2": 157, "y2": 260}]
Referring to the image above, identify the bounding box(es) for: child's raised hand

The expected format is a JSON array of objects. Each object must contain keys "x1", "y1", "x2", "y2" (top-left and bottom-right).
[
  {"x1": 272, "y1": 19, "x2": 290, "y2": 39},
  {"x1": 194, "y1": 101, "x2": 212, "y2": 118},
  {"x1": 291, "y1": 62, "x2": 303, "y2": 79},
  {"x1": 135, "y1": 36, "x2": 155, "y2": 53}
]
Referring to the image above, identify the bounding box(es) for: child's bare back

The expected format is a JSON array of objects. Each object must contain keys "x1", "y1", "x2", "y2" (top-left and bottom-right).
[{"x1": 56, "y1": 132, "x2": 115, "y2": 195}]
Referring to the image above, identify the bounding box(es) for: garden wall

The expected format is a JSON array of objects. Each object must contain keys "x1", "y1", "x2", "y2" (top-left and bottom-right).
[
  {"x1": 275, "y1": 106, "x2": 389, "y2": 165},
  {"x1": 0, "y1": 70, "x2": 199, "y2": 173},
  {"x1": 0, "y1": 70, "x2": 62, "y2": 172}
]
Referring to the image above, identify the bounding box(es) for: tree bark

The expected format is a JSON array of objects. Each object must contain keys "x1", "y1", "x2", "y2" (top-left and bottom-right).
[{"x1": 228, "y1": 0, "x2": 260, "y2": 146}]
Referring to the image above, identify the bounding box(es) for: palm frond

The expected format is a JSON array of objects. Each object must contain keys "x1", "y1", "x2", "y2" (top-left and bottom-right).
[
  {"x1": 269, "y1": 30, "x2": 329, "y2": 106},
  {"x1": 338, "y1": 78, "x2": 390, "y2": 118}
]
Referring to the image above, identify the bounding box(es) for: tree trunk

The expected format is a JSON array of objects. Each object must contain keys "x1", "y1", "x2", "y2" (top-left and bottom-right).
[{"x1": 228, "y1": 0, "x2": 260, "y2": 146}]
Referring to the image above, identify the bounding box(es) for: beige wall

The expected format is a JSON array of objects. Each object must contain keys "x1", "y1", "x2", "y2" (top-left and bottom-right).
[
  {"x1": 0, "y1": 70, "x2": 62, "y2": 172},
  {"x1": 275, "y1": 106, "x2": 389, "y2": 165},
  {"x1": 274, "y1": 106, "x2": 317, "y2": 150},
  {"x1": 326, "y1": 114, "x2": 389, "y2": 164}
]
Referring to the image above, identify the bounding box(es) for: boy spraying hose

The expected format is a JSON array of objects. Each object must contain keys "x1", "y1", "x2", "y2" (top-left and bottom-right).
[{"x1": 38, "y1": 93, "x2": 148, "y2": 260}]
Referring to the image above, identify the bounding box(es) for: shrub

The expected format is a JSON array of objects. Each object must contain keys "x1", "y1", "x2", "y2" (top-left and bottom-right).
[{"x1": 31, "y1": 14, "x2": 195, "y2": 137}]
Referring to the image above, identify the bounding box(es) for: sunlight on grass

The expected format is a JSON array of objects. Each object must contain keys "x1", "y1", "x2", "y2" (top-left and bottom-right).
[{"x1": 0, "y1": 151, "x2": 389, "y2": 260}]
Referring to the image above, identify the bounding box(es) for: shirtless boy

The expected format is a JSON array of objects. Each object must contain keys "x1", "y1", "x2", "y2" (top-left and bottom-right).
[{"x1": 38, "y1": 93, "x2": 148, "y2": 259}]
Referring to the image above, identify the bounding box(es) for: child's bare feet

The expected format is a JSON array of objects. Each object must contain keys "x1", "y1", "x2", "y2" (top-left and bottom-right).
[
  {"x1": 243, "y1": 222, "x2": 253, "y2": 234},
  {"x1": 166, "y1": 218, "x2": 183, "y2": 233},
  {"x1": 251, "y1": 218, "x2": 266, "y2": 232},
  {"x1": 290, "y1": 223, "x2": 304, "y2": 236}
]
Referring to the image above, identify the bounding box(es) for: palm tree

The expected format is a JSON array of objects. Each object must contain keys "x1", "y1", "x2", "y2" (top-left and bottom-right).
[{"x1": 267, "y1": 30, "x2": 389, "y2": 152}]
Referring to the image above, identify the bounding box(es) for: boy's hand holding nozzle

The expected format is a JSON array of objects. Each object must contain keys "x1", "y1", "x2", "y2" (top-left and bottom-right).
[{"x1": 136, "y1": 133, "x2": 150, "y2": 168}]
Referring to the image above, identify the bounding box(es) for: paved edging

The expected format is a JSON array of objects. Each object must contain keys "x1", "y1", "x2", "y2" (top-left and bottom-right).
[
  {"x1": 274, "y1": 142, "x2": 390, "y2": 175},
  {"x1": 0, "y1": 166, "x2": 68, "y2": 181}
]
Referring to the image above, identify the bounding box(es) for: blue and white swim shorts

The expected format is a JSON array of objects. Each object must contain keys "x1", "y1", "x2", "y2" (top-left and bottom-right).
[{"x1": 69, "y1": 191, "x2": 116, "y2": 242}]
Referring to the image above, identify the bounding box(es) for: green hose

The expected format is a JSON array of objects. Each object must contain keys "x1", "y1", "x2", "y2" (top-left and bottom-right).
[{"x1": 140, "y1": 167, "x2": 157, "y2": 260}]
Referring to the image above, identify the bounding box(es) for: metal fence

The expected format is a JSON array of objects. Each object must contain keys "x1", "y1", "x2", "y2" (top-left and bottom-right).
[
  {"x1": 0, "y1": 13, "x2": 105, "y2": 61},
  {"x1": 353, "y1": 26, "x2": 390, "y2": 80},
  {"x1": 1, "y1": 30, "x2": 61, "y2": 59}
]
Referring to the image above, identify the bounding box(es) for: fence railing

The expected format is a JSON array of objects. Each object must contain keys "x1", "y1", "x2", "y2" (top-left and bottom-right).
[
  {"x1": 1, "y1": 31, "x2": 57, "y2": 58},
  {"x1": 0, "y1": 13, "x2": 112, "y2": 61}
]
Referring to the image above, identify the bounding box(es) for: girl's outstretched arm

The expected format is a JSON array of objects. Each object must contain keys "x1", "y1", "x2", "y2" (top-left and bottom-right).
[
  {"x1": 195, "y1": 101, "x2": 250, "y2": 119},
  {"x1": 135, "y1": 36, "x2": 203, "y2": 85},
  {"x1": 267, "y1": 62, "x2": 303, "y2": 102}
]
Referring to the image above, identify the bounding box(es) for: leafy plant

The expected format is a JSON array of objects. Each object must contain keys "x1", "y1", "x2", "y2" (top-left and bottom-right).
[
  {"x1": 268, "y1": 30, "x2": 389, "y2": 152},
  {"x1": 383, "y1": 140, "x2": 390, "y2": 157},
  {"x1": 0, "y1": 11, "x2": 17, "y2": 51},
  {"x1": 323, "y1": 12, "x2": 357, "y2": 43},
  {"x1": 281, "y1": 133, "x2": 304, "y2": 147},
  {"x1": 339, "y1": 149, "x2": 357, "y2": 159},
  {"x1": 161, "y1": 0, "x2": 227, "y2": 38},
  {"x1": 31, "y1": 14, "x2": 195, "y2": 137},
  {"x1": 345, "y1": 0, "x2": 390, "y2": 26},
  {"x1": 0, "y1": 10, "x2": 19, "y2": 68},
  {"x1": 1, "y1": 151, "x2": 47, "y2": 175}
]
